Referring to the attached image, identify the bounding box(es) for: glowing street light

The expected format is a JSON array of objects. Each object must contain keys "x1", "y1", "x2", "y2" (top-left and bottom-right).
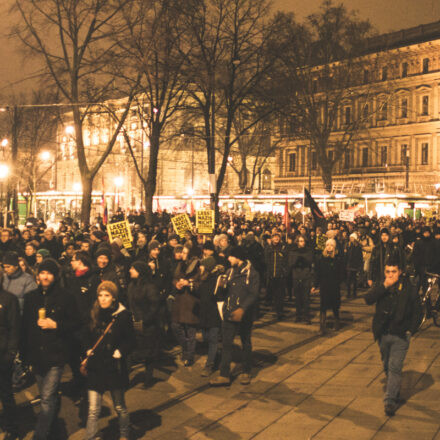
[
  {"x1": 40, "y1": 151, "x2": 52, "y2": 162},
  {"x1": 0, "y1": 164, "x2": 9, "y2": 179},
  {"x1": 65, "y1": 125, "x2": 75, "y2": 135},
  {"x1": 73, "y1": 182, "x2": 82, "y2": 192},
  {"x1": 114, "y1": 176, "x2": 124, "y2": 188},
  {"x1": 1, "y1": 139, "x2": 8, "y2": 148}
]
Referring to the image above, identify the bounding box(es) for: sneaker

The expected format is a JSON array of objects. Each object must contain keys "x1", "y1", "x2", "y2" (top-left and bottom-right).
[
  {"x1": 384, "y1": 402, "x2": 397, "y2": 416},
  {"x1": 239, "y1": 373, "x2": 251, "y2": 385},
  {"x1": 209, "y1": 375, "x2": 230, "y2": 386}
]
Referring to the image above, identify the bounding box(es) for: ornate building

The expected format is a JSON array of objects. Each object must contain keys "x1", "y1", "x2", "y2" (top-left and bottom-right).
[{"x1": 275, "y1": 21, "x2": 440, "y2": 198}]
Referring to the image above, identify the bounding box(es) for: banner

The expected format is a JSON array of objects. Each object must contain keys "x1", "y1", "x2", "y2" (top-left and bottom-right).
[
  {"x1": 107, "y1": 220, "x2": 133, "y2": 249},
  {"x1": 196, "y1": 209, "x2": 215, "y2": 234},
  {"x1": 171, "y1": 213, "x2": 193, "y2": 238},
  {"x1": 304, "y1": 188, "x2": 327, "y2": 231},
  {"x1": 339, "y1": 210, "x2": 355, "y2": 222}
]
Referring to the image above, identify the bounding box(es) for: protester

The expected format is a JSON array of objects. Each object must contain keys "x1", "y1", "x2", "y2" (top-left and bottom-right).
[
  {"x1": 364, "y1": 258, "x2": 423, "y2": 416},
  {"x1": 83, "y1": 281, "x2": 135, "y2": 440}
]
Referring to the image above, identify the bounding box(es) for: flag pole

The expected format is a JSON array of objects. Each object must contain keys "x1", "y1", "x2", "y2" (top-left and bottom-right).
[{"x1": 302, "y1": 186, "x2": 306, "y2": 225}]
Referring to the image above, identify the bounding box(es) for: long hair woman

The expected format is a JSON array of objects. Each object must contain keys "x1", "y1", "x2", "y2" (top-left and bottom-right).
[
  {"x1": 312, "y1": 239, "x2": 343, "y2": 335},
  {"x1": 83, "y1": 281, "x2": 135, "y2": 440}
]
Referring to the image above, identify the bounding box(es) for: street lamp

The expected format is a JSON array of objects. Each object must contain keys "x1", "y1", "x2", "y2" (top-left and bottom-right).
[
  {"x1": 114, "y1": 176, "x2": 124, "y2": 211},
  {"x1": 40, "y1": 150, "x2": 52, "y2": 162},
  {"x1": 0, "y1": 164, "x2": 9, "y2": 227},
  {"x1": 1, "y1": 139, "x2": 8, "y2": 148}
]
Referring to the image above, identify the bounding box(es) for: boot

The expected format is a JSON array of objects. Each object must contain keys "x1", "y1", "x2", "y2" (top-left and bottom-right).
[{"x1": 319, "y1": 312, "x2": 327, "y2": 336}]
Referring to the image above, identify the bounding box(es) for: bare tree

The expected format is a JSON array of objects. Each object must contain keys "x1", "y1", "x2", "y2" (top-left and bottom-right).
[
  {"x1": 180, "y1": 0, "x2": 276, "y2": 215},
  {"x1": 270, "y1": 1, "x2": 393, "y2": 191},
  {"x1": 11, "y1": 0, "x2": 139, "y2": 225},
  {"x1": 116, "y1": 0, "x2": 189, "y2": 225}
]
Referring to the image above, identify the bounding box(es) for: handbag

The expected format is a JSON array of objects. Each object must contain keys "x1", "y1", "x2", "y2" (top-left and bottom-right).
[{"x1": 80, "y1": 318, "x2": 116, "y2": 377}]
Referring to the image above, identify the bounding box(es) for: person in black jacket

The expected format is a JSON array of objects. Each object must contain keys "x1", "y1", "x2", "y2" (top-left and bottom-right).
[
  {"x1": 0, "y1": 285, "x2": 20, "y2": 440},
  {"x1": 289, "y1": 236, "x2": 314, "y2": 324},
  {"x1": 412, "y1": 226, "x2": 437, "y2": 293},
  {"x1": 264, "y1": 232, "x2": 288, "y2": 320},
  {"x1": 345, "y1": 233, "x2": 364, "y2": 298},
  {"x1": 198, "y1": 257, "x2": 224, "y2": 376},
  {"x1": 127, "y1": 261, "x2": 160, "y2": 387},
  {"x1": 20, "y1": 258, "x2": 80, "y2": 440},
  {"x1": 364, "y1": 258, "x2": 423, "y2": 416},
  {"x1": 83, "y1": 281, "x2": 135, "y2": 440},
  {"x1": 210, "y1": 246, "x2": 259, "y2": 386}
]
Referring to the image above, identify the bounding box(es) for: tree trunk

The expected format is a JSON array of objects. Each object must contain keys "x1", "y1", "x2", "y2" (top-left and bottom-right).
[
  {"x1": 321, "y1": 164, "x2": 333, "y2": 193},
  {"x1": 80, "y1": 175, "x2": 93, "y2": 226},
  {"x1": 144, "y1": 129, "x2": 160, "y2": 226}
]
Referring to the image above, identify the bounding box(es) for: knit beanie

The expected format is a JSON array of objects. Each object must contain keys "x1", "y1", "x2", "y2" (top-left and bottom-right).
[
  {"x1": 37, "y1": 249, "x2": 50, "y2": 258},
  {"x1": 148, "y1": 240, "x2": 160, "y2": 253},
  {"x1": 229, "y1": 246, "x2": 247, "y2": 261},
  {"x1": 97, "y1": 280, "x2": 119, "y2": 299},
  {"x1": 131, "y1": 261, "x2": 150, "y2": 278},
  {"x1": 2, "y1": 251, "x2": 19, "y2": 267},
  {"x1": 37, "y1": 258, "x2": 60, "y2": 278},
  {"x1": 95, "y1": 247, "x2": 112, "y2": 260}
]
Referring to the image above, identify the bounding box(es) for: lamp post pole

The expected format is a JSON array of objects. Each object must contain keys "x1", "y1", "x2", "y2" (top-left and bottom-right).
[{"x1": 405, "y1": 148, "x2": 410, "y2": 193}]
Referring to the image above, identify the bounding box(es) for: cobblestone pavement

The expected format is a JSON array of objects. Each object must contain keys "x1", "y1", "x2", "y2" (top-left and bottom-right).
[{"x1": 8, "y1": 291, "x2": 440, "y2": 440}]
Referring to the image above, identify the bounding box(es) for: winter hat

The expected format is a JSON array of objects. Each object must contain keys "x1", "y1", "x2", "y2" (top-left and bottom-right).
[
  {"x1": 36, "y1": 249, "x2": 50, "y2": 258},
  {"x1": 37, "y1": 258, "x2": 60, "y2": 278},
  {"x1": 97, "y1": 280, "x2": 118, "y2": 299},
  {"x1": 349, "y1": 233, "x2": 358, "y2": 241},
  {"x1": 380, "y1": 228, "x2": 390, "y2": 236},
  {"x1": 148, "y1": 240, "x2": 160, "y2": 253},
  {"x1": 92, "y1": 230, "x2": 106, "y2": 240},
  {"x1": 200, "y1": 256, "x2": 216, "y2": 273},
  {"x1": 229, "y1": 246, "x2": 247, "y2": 261},
  {"x1": 168, "y1": 234, "x2": 180, "y2": 242},
  {"x1": 131, "y1": 261, "x2": 149, "y2": 278},
  {"x1": 2, "y1": 251, "x2": 19, "y2": 267},
  {"x1": 95, "y1": 247, "x2": 112, "y2": 260},
  {"x1": 202, "y1": 241, "x2": 216, "y2": 252}
]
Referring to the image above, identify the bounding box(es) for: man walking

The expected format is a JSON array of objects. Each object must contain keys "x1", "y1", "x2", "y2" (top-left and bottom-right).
[
  {"x1": 21, "y1": 259, "x2": 80, "y2": 439},
  {"x1": 210, "y1": 246, "x2": 259, "y2": 386},
  {"x1": 364, "y1": 258, "x2": 422, "y2": 416},
  {"x1": 0, "y1": 284, "x2": 20, "y2": 439}
]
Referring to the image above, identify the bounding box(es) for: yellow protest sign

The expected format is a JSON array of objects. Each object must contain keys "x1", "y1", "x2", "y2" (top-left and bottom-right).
[
  {"x1": 196, "y1": 209, "x2": 215, "y2": 234},
  {"x1": 171, "y1": 213, "x2": 193, "y2": 238},
  {"x1": 106, "y1": 220, "x2": 133, "y2": 249}
]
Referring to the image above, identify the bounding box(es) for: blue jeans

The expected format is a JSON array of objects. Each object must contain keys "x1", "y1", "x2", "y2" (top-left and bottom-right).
[
  {"x1": 202, "y1": 327, "x2": 220, "y2": 366},
  {"x1": 379, "y1": 333, "x2": 410, "y2": 405},
  {"x1": 86, "y1": 389, "x2": 129, "y2": 440},
  {"x1": 33, "y1": 366, "x2": 63, "y2": 440}
]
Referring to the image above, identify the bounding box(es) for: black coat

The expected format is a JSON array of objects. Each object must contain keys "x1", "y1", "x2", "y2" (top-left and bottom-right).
[
  {"x1": 20, "y1": 282, "x2": 80, "y2": 373},
  {"x1": 314, "y1": 255, "x2": 343, "y2": 311},
  {"x1": 198, "y1": 272, "x2": 222, "y2": 329},
  {"x1": 264, "y1": 243, "x2": 288, "y2": 280},
  {"x1": 127, "y1": 276, "x2": 160, "y2": 359},
  {"x1": 364, "y1": 277, "x2": 423, "y2": 340},
  {"x1": 67, "y1": 269, "x2": 101, "y2": 328},
  {"x1": 0, "y1": 290, "x2": 20, "y2": 365},
  {"x1": 83, "y1": 304, "x2": 135, "y2": 392},
  {"x1": 412, "y1": 236, "x2": 437, "y2": 275},
  {"x1": 346, "y1": 243, "x2": 363, "y2": 271},
  {"x1": 289, "y1": 246, "x2": 314, "y2": 282}
]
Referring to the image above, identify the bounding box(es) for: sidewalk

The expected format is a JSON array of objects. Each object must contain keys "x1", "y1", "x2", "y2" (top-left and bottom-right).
[{"x1": 15, "y1": 296, "x2": 440, "y2": 440}]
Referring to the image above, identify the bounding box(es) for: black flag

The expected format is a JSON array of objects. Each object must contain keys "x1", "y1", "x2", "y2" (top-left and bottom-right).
[{"x1": 304, "y1": 188, "x2": 327, "y2": 231}]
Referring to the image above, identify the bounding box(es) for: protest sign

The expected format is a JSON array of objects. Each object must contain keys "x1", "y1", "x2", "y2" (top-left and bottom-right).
[
  {"x1": 196, "y1": 209, "x2": 215, "y2": 234},
  {"x1": 171, "y1": 213, "x2": 193, "y2": 238},
  {"x1": 107, "y1": 220, "x2": 133, "y2": 249},
  {"x1": 339, "y1": 210, "x2": 355, "y2": 222}
]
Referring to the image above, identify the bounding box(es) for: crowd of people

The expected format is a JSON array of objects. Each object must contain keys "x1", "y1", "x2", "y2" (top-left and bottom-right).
[{"x1": 0, "y1": 210, "x2": 435, "y2": 438}]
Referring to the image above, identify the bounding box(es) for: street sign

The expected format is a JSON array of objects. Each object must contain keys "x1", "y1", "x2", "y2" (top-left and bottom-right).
[
  {"x1": 196, "y1": 209, "x2": 215, "y2": 234},
  {"x1": 107, "y1": 220, "x2": 133, "y2": 249},
  {"x1": 171, "y1": 213, "x2": 193, "y2": 238}
]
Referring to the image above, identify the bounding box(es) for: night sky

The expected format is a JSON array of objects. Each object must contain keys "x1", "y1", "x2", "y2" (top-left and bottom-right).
[{"x1": 0, "y1": 0, "x2": 440, "y2": 96}]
